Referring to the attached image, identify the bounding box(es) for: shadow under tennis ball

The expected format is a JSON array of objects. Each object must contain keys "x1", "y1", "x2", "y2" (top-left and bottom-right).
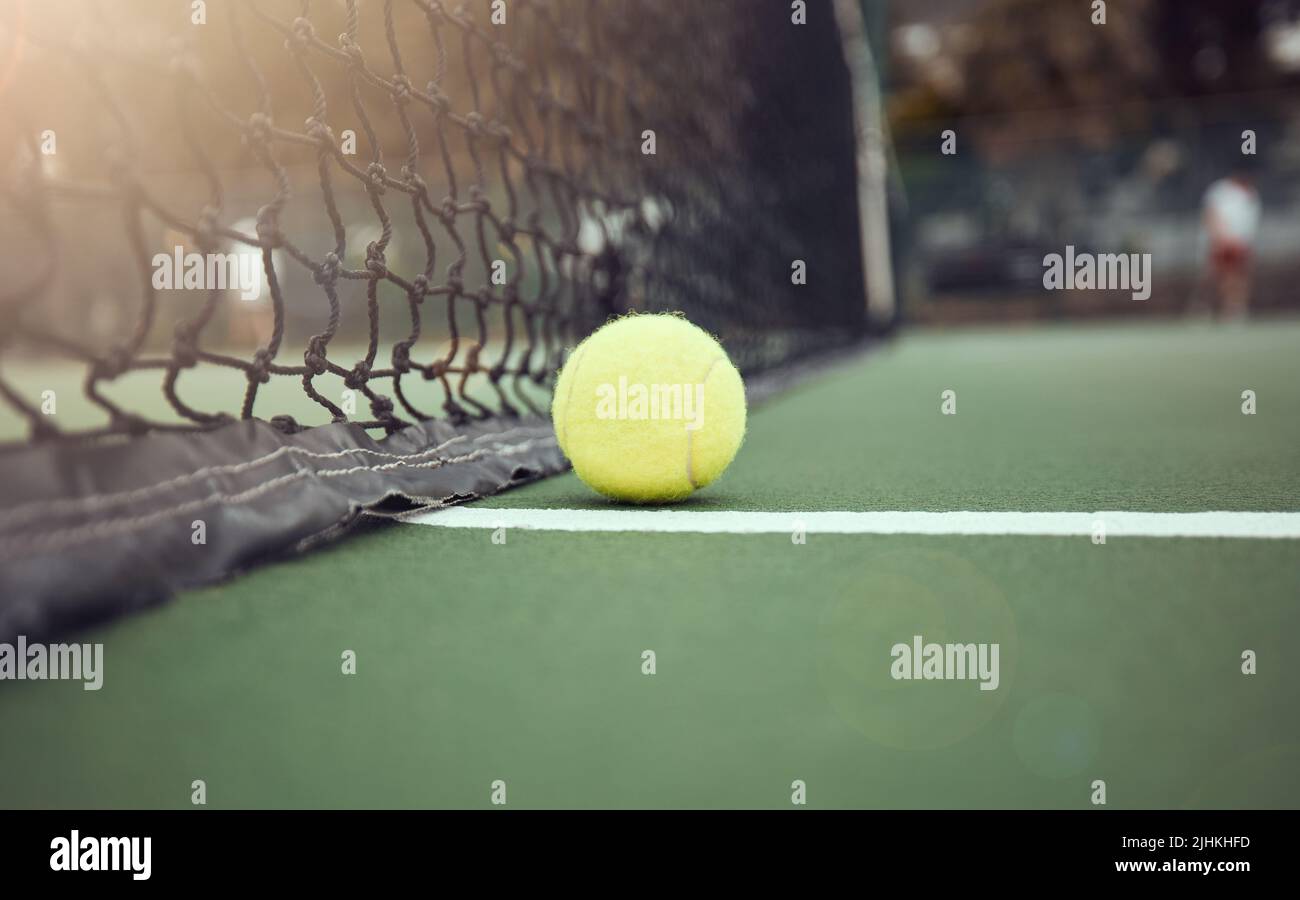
[
  {"x1": 536, "y1": 487, "x2": 746, "y2": 510},
  {"x1": 816, "y1": 547, "x2": 1019, "y2": 752},
  {"x1": 1011, "y1": 692, "x2": 1100, "y2": 780}
]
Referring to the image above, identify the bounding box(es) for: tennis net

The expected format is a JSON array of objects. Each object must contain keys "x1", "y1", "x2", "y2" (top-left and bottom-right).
[{"x1": 0, "y1": 0, "x2": 876, "y2": 637}]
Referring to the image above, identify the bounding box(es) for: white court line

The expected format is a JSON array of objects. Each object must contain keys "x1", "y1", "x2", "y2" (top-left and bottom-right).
[{"x1": 403, "y1": 508, "x2": 1300, "y2": 539}]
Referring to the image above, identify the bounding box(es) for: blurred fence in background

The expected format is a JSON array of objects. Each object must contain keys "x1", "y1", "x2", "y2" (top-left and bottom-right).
[{"x1": 886, "y1": 0, "x2": 1300, "y2": 322}]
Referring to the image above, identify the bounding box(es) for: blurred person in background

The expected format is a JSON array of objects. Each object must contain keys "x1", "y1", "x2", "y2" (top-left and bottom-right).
[{"x1": 1200, "y1": 159, "x2": 1262, "y2": 320}]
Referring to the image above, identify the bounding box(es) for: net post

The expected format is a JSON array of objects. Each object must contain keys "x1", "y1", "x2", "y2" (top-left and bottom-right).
[{"x1": 833, "y1": 0, "x2": 897, "y2": 328}]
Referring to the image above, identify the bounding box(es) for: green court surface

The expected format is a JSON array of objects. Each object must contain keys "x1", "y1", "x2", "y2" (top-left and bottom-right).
[{"x1": 2, "y1": 319, "x2": 1298, "y2": 809}]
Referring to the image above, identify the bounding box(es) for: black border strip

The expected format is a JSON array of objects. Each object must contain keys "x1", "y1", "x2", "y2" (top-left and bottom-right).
[{"x1": 1, "y1": 809, "x2": 1286, "y2": 884}]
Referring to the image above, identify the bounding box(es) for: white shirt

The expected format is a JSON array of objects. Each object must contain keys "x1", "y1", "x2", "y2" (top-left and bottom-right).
[{"x1": 1203, "y1": 178, "x2": 1261, "y2": 245}]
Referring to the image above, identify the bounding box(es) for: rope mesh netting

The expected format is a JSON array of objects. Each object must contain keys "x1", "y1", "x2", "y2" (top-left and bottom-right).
[{"x1": 0, "y1": 0, "x2": 867, "y2": 446}]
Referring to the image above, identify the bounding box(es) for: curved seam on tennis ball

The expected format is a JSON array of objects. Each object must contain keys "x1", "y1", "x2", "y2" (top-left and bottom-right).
[
  {"x1": 685, "y1": 429, "x2": 695, "y2": 489},
  {"x1": 555, "y1": 342, "x2": 589, "y2": 450},
  {"x1": 686, "y1": 355, "x2": 725, "y2": 490}
]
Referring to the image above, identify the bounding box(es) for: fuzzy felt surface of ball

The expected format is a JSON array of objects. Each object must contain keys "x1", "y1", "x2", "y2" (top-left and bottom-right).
[{"x1": 551, "y1": 314, "x2": 747, "y2": 503}]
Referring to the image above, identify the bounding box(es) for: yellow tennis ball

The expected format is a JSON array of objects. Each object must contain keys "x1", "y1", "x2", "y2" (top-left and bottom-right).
[{"x1": 551, "y1": 313, "x2": 747, "y2": 503}]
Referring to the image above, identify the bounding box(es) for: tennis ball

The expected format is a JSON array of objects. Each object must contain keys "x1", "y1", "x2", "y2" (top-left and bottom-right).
[{"x1": 551, "y1": 313, "x2": 746, "y2": 503}]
